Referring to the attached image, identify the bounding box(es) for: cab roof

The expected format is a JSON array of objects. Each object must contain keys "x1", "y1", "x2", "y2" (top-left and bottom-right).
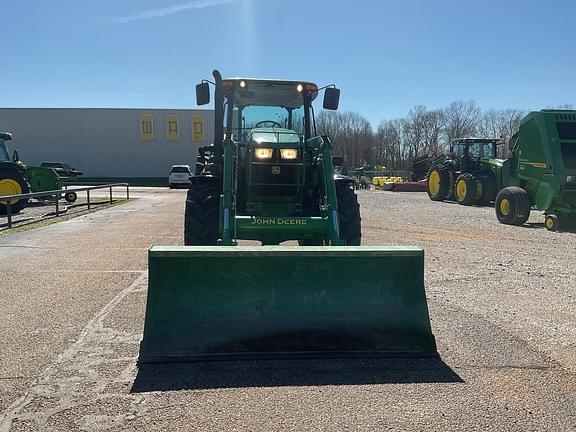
[{"x1": 222, "y1": 78, "x2": 318, "y2": 108}]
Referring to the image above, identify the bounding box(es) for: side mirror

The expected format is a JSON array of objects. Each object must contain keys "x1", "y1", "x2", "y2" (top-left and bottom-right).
[
  {"x1": 332, "y1": 156, "x2": 344, "y2": 167},
  {"x1": 323, "y1": 87, "x2": 340, "y2": 110},
  {"x1": 12, "y1": 150, "x2": 19, "y2": 162},
  {"x1": 196, "y1": 82, "x2": 210, "y2": 105}
]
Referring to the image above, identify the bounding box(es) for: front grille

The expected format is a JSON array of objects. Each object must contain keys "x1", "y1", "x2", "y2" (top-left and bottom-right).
[
  {"x1": 251, "y1": 185, "x2": 297, "y2": 197},
  {"x1": 251, "y1": 164, "x2": 300, "y2": 185}
]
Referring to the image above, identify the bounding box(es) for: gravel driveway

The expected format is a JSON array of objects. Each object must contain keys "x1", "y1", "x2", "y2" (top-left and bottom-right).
[{"x1": 0, "y1": 188, "x2": 574, "y2": 431}]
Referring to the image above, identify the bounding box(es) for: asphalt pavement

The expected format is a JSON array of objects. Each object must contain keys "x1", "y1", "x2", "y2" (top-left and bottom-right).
[{"x1": 0, "y1": 188, "x2": 574, "y2": 431}]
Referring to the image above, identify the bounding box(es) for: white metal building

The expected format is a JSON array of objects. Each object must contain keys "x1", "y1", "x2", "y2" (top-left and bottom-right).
[{"x1": 0, "y1": 108, "x2": 214, "y2": 181}]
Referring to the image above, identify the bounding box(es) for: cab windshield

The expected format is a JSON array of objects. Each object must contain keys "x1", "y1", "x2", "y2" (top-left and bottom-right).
[
  {"x1": 224, "y1": 80, "x2": 312, "y2": 143},
  {"x1": 0, "y1": 140, "x2": 11, "y2": 162},
  {"x1": 240, "y1": 105, "x2": 304, "y2": 137},
  {"x1": 453, "y1": 142, "x2": 495, "y2": 160}
]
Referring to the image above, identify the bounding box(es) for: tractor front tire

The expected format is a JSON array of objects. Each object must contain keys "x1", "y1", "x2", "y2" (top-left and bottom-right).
[
  {"x1": 455, "y1": 174, "x2": 479, "y2": 206},
  {"x1": 336, "y1": 184, "x2": 361, "y2": 245},
  {"x1": 426, "y1": 168, "x2": 450, "y2": 201},
  {"x1": 0, "y1": 168, "x2": 30, "y2": 215},
  {"x1": 495, "y1": 187, "x2": 531, "y2": 226},
  {"x1": 184, "y1": 183, "x2": 220, "y2": 245}
]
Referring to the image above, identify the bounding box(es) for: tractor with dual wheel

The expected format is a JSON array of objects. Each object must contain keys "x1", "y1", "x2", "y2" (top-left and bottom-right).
[{"x1": 426, "y1": 138, "x2": 503, "y2": 206}]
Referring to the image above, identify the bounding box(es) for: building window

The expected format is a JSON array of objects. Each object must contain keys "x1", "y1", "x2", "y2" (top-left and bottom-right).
[
  {"x1": 192, "y1": 116, "x2": 204, "y2": 141},
  {"x1": 140, "y1": 115, "x2": 154, "y2": 141},
  {"x1": 166, "y1": 115, "x2": 179, "y2": 141}
]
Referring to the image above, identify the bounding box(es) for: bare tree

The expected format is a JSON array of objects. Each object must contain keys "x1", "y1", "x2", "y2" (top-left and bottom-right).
[
  {"x1": 422, "y1": 109, "x2": 445, "y2": 156},
  {"x1": 443, "y1": 100, "x2": 480, "y2": 142},
  {"x1": 317, "y1": 110, "x2": 373, "y2": 167},
  {"x1": 478, "y1": 108, "x2": 525, "y2": 157},
  {"x1": 375, "y1": 119, "x2": 403, "y2": 169},
  {"x1": 317, "y1": 100, "x2": 530, "y2": 171}
]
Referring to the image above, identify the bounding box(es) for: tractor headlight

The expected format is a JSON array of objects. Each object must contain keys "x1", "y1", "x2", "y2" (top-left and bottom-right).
[
  {"x1": 280, "y1": 148, "x2": 298, "y2": 160},
  {"x1": 254, "y1": 148, "x2": 273, "y2": 160}
]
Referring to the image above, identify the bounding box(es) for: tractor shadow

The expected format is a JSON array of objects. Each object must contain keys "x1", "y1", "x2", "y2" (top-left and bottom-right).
[{"x1": 131, "y1": 356, "x2": 463, "y2": 392}]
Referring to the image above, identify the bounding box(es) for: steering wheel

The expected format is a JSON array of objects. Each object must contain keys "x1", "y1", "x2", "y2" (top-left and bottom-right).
[{"x1": 255, "y1": 120, "x2": 282, "y2": 128}]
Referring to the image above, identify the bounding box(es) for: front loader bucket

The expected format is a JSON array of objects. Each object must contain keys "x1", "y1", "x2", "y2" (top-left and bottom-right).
[{"x1": 139, "y1": 246, "x2": 436, "y2": 362}]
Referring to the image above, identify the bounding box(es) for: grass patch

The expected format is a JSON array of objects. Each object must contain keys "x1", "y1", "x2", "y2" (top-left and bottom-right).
[{"x1": 0, "y1": 198, "x2": 136, "y2": 237}]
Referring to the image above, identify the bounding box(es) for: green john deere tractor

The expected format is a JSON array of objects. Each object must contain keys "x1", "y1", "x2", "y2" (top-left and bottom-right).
[
  {"x1": 138, "y1": 70, "x2": 437, "y2": 362},
  {"x1": 426, "y1": 138, "x2": 503, "y2": 206},
  {"x1": 0, "y1": 132, "x2": 78, "y2": 215}
]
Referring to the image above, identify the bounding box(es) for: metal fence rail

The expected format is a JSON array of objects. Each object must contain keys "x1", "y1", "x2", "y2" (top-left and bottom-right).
[{"x1": 0, "y1": 183, "x2": 129, "y2": 229}]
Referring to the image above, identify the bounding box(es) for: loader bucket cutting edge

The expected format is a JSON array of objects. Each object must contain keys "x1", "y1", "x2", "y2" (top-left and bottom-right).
[{"x1": 139, "y1": 246, "x2": 437, "y2": 363}]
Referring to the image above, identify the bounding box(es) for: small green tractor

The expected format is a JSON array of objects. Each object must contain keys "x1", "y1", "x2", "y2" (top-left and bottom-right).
[
  {"x1": 426, "y1": 138, "x2": 503, "y2": 206},
  {"x1": 0, "y1": 132, "x2": 30, "y2": 214},
  {"x1": 0, "y1": 132, "x2": 78, "y2": 215},
  {"x1": 138, "y1": 70, "x2": 436, "y2": 362},
  {"x1": 426, "y1": 110, "x2": 576, "y2": 231}
]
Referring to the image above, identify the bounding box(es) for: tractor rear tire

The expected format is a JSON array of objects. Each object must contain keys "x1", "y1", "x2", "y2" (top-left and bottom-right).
[
  {"x1": 426, "y1": 168, "x2": 450, "y2": 201},
  {"x1": 455, "y1": 173, "x2": 479, "y2": 206},
  {"x1": 495, "y1": 187, "x2": 531, "y2": 226},
  {"x1": 0, "y1": 168, "x2": 30, "y2": 215},
  {"x1": 336, "y1": 184, "x2": 361, "y2": 245},
  {"x1": 477, "y1": 174, "x2": 497, "y2": 206},
  {"x1": 184, "y1": 183, "x2": 220, "y2": 245}
]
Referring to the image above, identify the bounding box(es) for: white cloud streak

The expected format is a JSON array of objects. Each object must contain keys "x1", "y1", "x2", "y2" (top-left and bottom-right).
[{"x1": 108, "y1": 0, "x2": 236, "y2": 24}]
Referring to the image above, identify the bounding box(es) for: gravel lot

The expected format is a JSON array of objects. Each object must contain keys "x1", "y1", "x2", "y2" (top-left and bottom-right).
[{"x1": 0, "y1": 188, "x2": 574, "y2": 431}]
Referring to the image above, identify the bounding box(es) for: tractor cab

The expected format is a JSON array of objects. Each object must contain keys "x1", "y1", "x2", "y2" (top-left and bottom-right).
[
  {"x1": 0, "y1": 133, "x2": 12, "y2": 162},
  {"x1": 449, "y1": 138, "x2": 501, "y2": 172},
  {"x1": 196, "y1": 76, "x2": 341, "y2": 219},
  {"x1": 0, "y1": 132, "x2": 19, "y2": 163},
  {"x1": 225, "y1": 78, "x2": 315, "y2": 144},
  {"x1": 196, "y1": 77, "x2": 339, "y2": 147}
]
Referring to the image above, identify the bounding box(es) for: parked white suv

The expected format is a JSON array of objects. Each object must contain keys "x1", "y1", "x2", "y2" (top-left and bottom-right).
[{"x1": 168, "y1": 165, "x2": 192, "y2": 188}]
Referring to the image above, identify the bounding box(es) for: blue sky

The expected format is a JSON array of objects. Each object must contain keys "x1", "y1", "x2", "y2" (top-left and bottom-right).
[{"x1": 1, "y1": 0, "x2": 574, "y2": 125}]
